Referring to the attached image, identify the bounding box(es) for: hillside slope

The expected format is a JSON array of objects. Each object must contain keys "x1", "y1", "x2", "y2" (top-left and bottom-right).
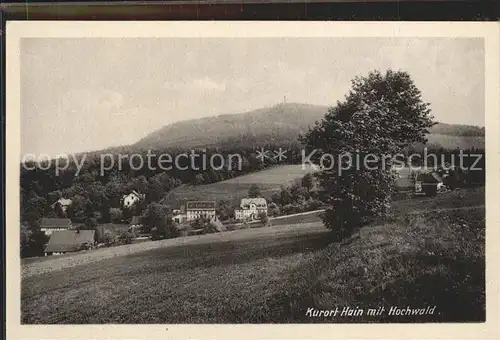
[
  {"x1": 134, "y1": 103, "x2": 484, "y2": 150},
  {"x1": 134, "y1": 103, "x2": 328, "y2": 150}
]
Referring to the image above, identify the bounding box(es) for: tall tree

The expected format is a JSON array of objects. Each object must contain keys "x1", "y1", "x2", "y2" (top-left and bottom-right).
[
  {"x1": 301, "y1": 173, "x2": 314, "y2": 192},
  {"x1": 248, "y1": 184, "x2": 261, "y2": 198},
  {"x1": 141, "y1": 203, "x2": 178, "y2": 239},
  {"x1": 216, "y1": 199, "x2": 235, "y2": 221},
  {"x1": 301, "y1": 70, "x2": 434, "y2": 240}
]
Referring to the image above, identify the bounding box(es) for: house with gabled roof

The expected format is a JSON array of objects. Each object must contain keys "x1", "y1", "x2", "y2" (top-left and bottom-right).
[
  {"x1": 122, "y1": 190, "x2": 145, "y2": 208},
  {"x1": 44, "y1": 229, "x2": 95, "y2": 256},
  {"x1": 235, "y1": 197, "x2": 268, "y2": 221},
  {"x1": 39, "y1": 218, "x2": 72, "y2": 236},
  {"x1": 50, "y1": 198, "x2": 72, "y2": 214}
]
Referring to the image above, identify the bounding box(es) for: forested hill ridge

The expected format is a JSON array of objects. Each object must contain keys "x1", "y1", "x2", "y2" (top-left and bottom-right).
[
  {"x1": 133, "y1": 103, "x2": 484, "y2": 151},
  {"x1": 133, "y1": 103, "x2": 329, "y2": 150}
]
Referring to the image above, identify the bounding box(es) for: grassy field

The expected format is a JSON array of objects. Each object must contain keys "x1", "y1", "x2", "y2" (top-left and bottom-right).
[
  {"x1": 21, "y1": 187, "x2": 485, "y2": 324},
  {"x1": 163, "y1": 164, "x2": 317, "y2": 206},
  {"x1": 22, "y1": 222, "x2": 331, "y2": 323}
]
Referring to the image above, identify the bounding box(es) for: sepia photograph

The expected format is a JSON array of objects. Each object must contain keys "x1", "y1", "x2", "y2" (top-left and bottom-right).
[{"x1": 5, "y1": 21, "x2": 500, "y2": 339}]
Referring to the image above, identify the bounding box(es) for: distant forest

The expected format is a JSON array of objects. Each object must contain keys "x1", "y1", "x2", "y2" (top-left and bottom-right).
[{"x1": 429, "y1": 122, "x2": 484, "y2": 136}]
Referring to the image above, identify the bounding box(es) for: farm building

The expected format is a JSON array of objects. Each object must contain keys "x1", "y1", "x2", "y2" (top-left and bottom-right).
[
  {"x1": 39, "y1": 218, "x2": 72, "y2": 236},
  {"x1": 44, "y1": 229, "x2": 95, "y2": 256},
  {"x1": 234, "y1": 198, "x2": 268, "y2": 221}
]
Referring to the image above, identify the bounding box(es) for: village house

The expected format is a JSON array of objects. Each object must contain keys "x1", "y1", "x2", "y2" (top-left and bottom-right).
[
  {"x1": 122, "y1": 190, "x2": 145, "y2": 208},
  {"x1": 44, "y1": 229, "x2": 95, "y2": 256},
  {"x1": 50, "y1": 198, "x2": 72, "y2": 214},
  {"x1": 39, "y1": 218, "x2": 72, "y2": 236},
  {"x1": 234, "y1": 197, "x2": 268, "y2": 221}
]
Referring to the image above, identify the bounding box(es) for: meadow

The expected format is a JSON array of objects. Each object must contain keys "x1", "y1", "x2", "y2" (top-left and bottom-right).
[
  {"x1": 163, "y1": 164, "x2": 317, "y2": 206},
  {"x1": 21, "y1": 187, "x2": 485, "y2": 323}
]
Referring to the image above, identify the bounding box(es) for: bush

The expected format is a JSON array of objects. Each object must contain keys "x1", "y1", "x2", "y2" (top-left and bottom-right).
[
  {"x1": 226, "y1": 224, "x2": 237, "y2": 231},
  {"x1": 305, "y1": 198, "x2": 323, "y2": 211},
  {"x1": 117, "y1": 231, "x2": 134, "y2": 245},
  {"x1": 21, "y1": 227, "x2": 49, "y2": 258},
  {"x1": 84, "y1": 217, "x2": 98, "y2": 230},
  {"x1": 282, "y1": 204, "x2": 302, "y2": 215},
  {"x1": 191, "y1": 217, "x2": 219, "y2": 235},
  {"x1": 78, "y1": 241, "x2": 94, "y2": 251},
  {"x1": 110, "y1": 208, "x2": 123, "y2": 223},
  {"x1": 258, "y1": 212, "x2": 270, "y2": 226},
  {"x1": 248, "y1": 184, "x2": 261, "y2": 198},
  {"x1": 151, "y1": 223, "x2": 180, "y2": 240},
  {"x1": 267, "y1": 202, "x2": 281, "y2": 217},
  {"x1": 99, "y1": 232, "x2": 115, "y2": 247}
]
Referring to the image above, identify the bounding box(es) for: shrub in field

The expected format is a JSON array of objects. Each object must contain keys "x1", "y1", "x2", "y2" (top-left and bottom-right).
[{"x1": 301, "y1": 69, "x2": 435, "y2": 240}]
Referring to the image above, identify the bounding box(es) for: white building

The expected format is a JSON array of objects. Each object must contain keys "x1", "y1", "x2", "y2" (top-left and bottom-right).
[
  {"x1": 185, "y1": 201, "x2": 216, "y2": 221},
  {"x1": 122, "y1": 190, "x2": 145, "y2": 208},
  {"x1": 234, "y1": 198, "x2": 268, "y2": 221},
  {"x1": 50, "y1": 198, "x2": 72, "y2": 213},
  {"x1": 172, "y1": 209, "x2": 184, "y2": 223}
]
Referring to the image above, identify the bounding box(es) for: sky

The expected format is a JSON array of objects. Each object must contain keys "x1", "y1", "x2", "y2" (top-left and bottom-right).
[{"x1": 21, "y1": 37, "x2": 484, "y2": 156}]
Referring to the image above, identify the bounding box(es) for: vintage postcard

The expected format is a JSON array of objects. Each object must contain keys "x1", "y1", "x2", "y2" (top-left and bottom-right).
[{"x1": 5, "y1": 21, "x2": 500, "y2": 339}]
